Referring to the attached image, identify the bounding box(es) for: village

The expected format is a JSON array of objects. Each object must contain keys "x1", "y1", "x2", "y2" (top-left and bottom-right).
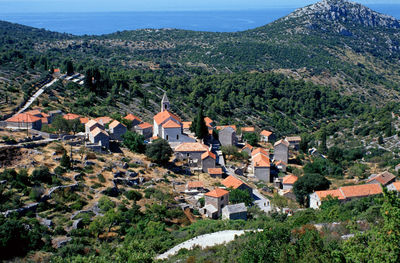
[{"x1": 2, "y1": 81, "x2": 400, "y2": 225}]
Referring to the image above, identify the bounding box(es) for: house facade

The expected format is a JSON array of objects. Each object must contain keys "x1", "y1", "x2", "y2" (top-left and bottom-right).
[
  {"x1": 134, "y1": 122, "x2": 153, "y2": 139},
  {"x1": 202, "y1": 188, "x2": 229, "y2": 219},
  {"x1": 222, "y1": 175, "x2": 252, "y2": 195},
  {"x1": 124, "y1": 113, "x2": 142, "y2": 128},
  {"x1": 260, "y1": 130, "x2": 273, "y2": 142},
  {"x1": 274, "y1": 139, "x2": 289, "y2": 164},
  {"x1": 89, "y1": 127, "x2": 110, "y2": 148},
  {"x1": 222, "y1": 203, "x2": 247, "y2": 220},
  {"x1": 366, "y1": 171, "x2": 396, "y2": 186},
  {"x1": 174, "y1": 142, "x2": 209, "y2": 166},
  {"x1": 201, "y1": 151, "x2": 216, "y2": 173},
  {"x1": 6, "y1": 113, "x2": 42, "y2": 130},
  {"x1": 109, "y1": 120, "x2": 127, "y2": 141},
  {"x1": 282, "y1": 174, "x2": 298, "y2": 190},
  {"x1": 218, "y1": 126, "x2": 237, "y2": 146}
]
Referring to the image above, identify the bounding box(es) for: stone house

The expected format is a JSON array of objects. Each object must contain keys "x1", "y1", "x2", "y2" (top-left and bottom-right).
[
  {"x1": 310, "y1": 184, "x2": 383, "y2": 209},
  {"x1": 85, "y1": 120, "x2": 104, "y2": 134},
  {"x1": 124, "y1": 113, "x2": 142, "y2": 128},
  {"x1": 208, "y1": 168, "x2": 223, "y2": 178},
  {"x1": 388, "y1": 182, "x2": 400, "y2": 192},
  {"x1": 241, "y1": 143, "x2": 253, "y2": 156},
  {"x1": 109, "y1": 120, "x2": 127, "y2": 141},
  {"x1": 175, "y1": 142, "x2": 209, "y2": 167},
  {"x1": 201, "y1": 151, "x2": 216, "y2": 172},
  {"x1": 202, "y1": 188, "x2": 229, "y2": 219},
  {"x1": 252, "y1": 154, "x2": 271, "y2": 182},
  {"x1": 218, "y1": 126, "x2": 237, "y2": 146},
  {"x1": 274, "y1": 139, "x2": 289, "y2": 164},
  {"x1": 275, "y1": 160, "x2": 287, "y2": 172},
  {"x1": 366, "y1": 171, "x2": 396, "y2": 186},
  {"x1": 134, "y1": 122, "x2": 153, "y2": 139},
  {"x1": 282, "y1": 174, "x2": 298, "y2": 190},
  {"x1": 260, "y1": 130, "x2": 273, "y2": 142},
  {"x1": 222, "y1": 203, "x2": 247, "y2": 220},
  {"x1": 6, "y1": 113, "x2": 42, "y2": 130},
  {"x1": 286, "y1": 136, "x2": 301, "y2": 150},
  {"x1": 222, "y1": 175, "x2": 252, "y2": 195},
  {"x1": 89, "y1": 127, "x2": 109, "y2": 148}
]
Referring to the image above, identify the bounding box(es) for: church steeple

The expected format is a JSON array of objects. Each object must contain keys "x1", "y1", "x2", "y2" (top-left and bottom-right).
[{"x1": 161, "y1": 92, "x2": 170, "y2": 112}]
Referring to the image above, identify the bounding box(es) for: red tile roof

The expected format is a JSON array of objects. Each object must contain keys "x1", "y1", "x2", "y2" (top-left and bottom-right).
[
  {"x1": 137, "y1": 122, "x2": 152, "y2": 129},
  {"x1": 63, "y1": 113, "x2": 80, "y2": 120},
  {"x1": 109, "y1": 120, "x2": 125, "y2": 129},
  {"x1": 95, "y1": 116, "x2": 113, "y2": 125},
  {"x1": 216, "y1": 125, "x2": 237, "y2": 132},
  {"x1": 187, "y1": 181, "x2": 204, "y2": 188},
  {"x1": 182, "y1": 121, "x2": 192, "y2": 129},
  {"x1": 282, "y1": 174, "x2": 298, "y2": 185},
  {"x1": 286, "y1": 136, "x2": 301, "y2": 142},
  {"x1": 253, "y1": 154, "x2": 271, "y2": 167},
  {"x1": 175, "y1": 143, "x2": 209, "y2": 152},
  {"x1": 162, "y1": 119, "x2": 181, "y2": 129},
  {"x1": 315, "y1": 189, "x2": 345, "y2": 200},
  {"x1": 241, "y1": 143, "x2": 253, "y2": 151},
  {"x1": 274, "y1": 139, "x2": 289, "y2": 147},
  {"x1": 339, "y1": 184, "x2": 382, "y2": 198},
  {"x1": 201, "y1": 151, "x2": 216, "y2": 160},
  {"x1": 41, "y1": 117, "x2": 49, "y2": 124},
  {"x1": 205, "y1": 188, "x2": 229, "y2": 198},
  {"x1": 260, "y1": 130, "x2": 272, "y2": 137},
  {"x1": 54, "y1": 68, "x2": 60, "y2": 73},
  {"x1": 390, "y1": 182, "x2": 400, "y2": 191},
  {"x1": 222, "y1": 175, "x2": 246, "y2": 189},
  {"x1": 25, "y1": 109, "x2": 42, "y2": 116},
  {"x1": 204, "y1": 117, "x2": 213, "y2": 125},
  {"x1": 124, "y1": 113, "x2": 142, "y2": 122},
  {"x1": 7, "y1": 113, "x2": 41, "y2": 123},
  {"x1": 241, "y1": 127, "x2": 255, "y2": 132},
  {"x1": 367, "y1": 171, "x2": 396, "y2": 185},
  {"x1": 208, "y1": 168, "x2": 223, "y2": 175},
  {"x1": 79, "y1": 117, "x2": 89, "y2": 124},
  {"x1": 251, "y1": 148, "x2": 269, "y2": 157},
  {"x1": 154, "y1": 110, "x2": 181, "y2": 125},
  {"x1": 275, "y1": 160, "x2": 287, "y2": 166}
]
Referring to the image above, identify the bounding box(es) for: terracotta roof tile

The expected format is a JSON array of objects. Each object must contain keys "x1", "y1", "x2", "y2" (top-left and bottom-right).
[
  {"x1": 251, "y1": 148, "x2": 269, "y2": 157},
  {"x1": 124, "y1": 113, "x2": 142, "y2": 122},
  {"x1": 286, "y1": 136, "x2": 301, "y2": 142},
  {"x1": 367, "y1": 171, "x2": 396, "y2": 185},
  {"x1": 241, "y1": 144, "x2": 253, "y2": 151},
  {"x1": 389, "y1": 182, "x2": 400, "y2": 191},
  {"x1": 86, "y1": 119, "x2": 101, "y2": 128},
  {"x1": 282, "y1": 175, "x2": 298, "y2": 185},
  {"x1": 137, "y1": 122, "x2": 152, "y2": 129},
  {"x1": 260, "y1": 130, "x2": 272, "y2": 137},
  {"x1": 162, "y1": 119, "x2": 181, "y2": 129},
  {"x1": 208, "y1": 168, "x2": 223, "y2": 175},
  {"x1": 340, "y1": 184, "x2": 382, "y2": 198},
  {"x1": 253, "y1": 154, "x2": 271, "y2": 167},
  {"x1": 216, "y1": 125, "x2": 237, "y2": 132},
  {"x1": 91, "y1": 127, "x2": 109, "y2": 137},
  {"x1": 187, "y1": 181, "x2": 204, "y2": 188},
  {"x1": 79, "y1": 117, "x2": 89, "y2": 124},
  {"x1": 63, "y1": 113, "x2": 80, "y2": 120},
  {"x1": 175, "y1": 143, "x2": 209, "y2": 152},
  {"x1": 275, "y1": 160, "x2": 287, "y2": 166},
  {"x1": 7, "y1": 113, "x2": 41, "y2": 123},
  {"x1": 95, "y1": 116, "x2": 113, "y2": 125},
  {"x1": 154, "y1": 110, "x2": 181, "y2": 125},
  {"x1": 25, "y1": 109, "x2": 42, "y2": 116},
  {"x1": 109, "y1": 120, "x2": 125, "y2": 129},
  {"x1": 182, "y1": 121, "x2": 192, "y2": 129},
  {"x1": 315, "y1": 189, "x2": 345, "y2": 200},
  {"x1": 204, "y1": 117, "x2": 213, "y2": 126},
  {"x1": 205, "y1": 188, "x2": 229, "y2": 198},
  {"x1": 41, "y1": 117, "x2": 49, "y2": 124},
  {"x1": 274, "y1": 139, "x2": 289, "y2": 147},
  {"x1": 241, "y1": 127, "x2": 255, "y2": 132},
  {"x1": 222, "y1": 175, "x2": 246, "y2": 189},
  {"x1": 202, "y1": 151, "x2": 216, "y2": 160}
]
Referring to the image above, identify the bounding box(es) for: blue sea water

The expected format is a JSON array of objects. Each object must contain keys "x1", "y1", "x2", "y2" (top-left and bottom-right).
[{"x1": 0, "y1": 4, "x2": 399, "y2": 36}]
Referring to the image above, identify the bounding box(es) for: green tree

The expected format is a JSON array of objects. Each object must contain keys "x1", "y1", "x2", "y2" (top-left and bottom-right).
[
  {"x1": 229, "y1": 189, "x2": 253, "y2": 206},
  {"x1": 122, "y1": 131, "x2": 145, "y2": 153},
  {"x1": 145, "y1": 139, "x2": 173, "y2": 165},
  {"x1": 60, "y1": 151, "x2": 71, "y2": 169},
  {"x1": 293, "y1": 173, "x2": 331, "y2": 206},
  {"x1": 243, "y1": 132, "x2": 258, "y2": 146},
  {"x1": 124, "y1": 190, "x2": 142, "y2": 203},
  {"x1": 65, "y1": 60, "x2": 74, "y2": 76},
  {"x1": 190, "y1": 108, "x2": 209, "y2": 140}
]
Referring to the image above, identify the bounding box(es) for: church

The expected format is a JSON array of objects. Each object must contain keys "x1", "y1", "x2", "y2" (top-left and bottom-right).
[{"x1": 153, "y1": 93, "x2": 196, "y2": 145}]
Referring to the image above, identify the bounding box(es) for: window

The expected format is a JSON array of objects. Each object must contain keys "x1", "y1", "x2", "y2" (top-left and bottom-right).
[
  {"x1": 177, "y1": 135, "x2": 179, "y2": 140},
  {"x1": 166, "y1": 135, "x2": 169, "y2": 140},
  {"x1": 187, "y1": 153, "x2": 190, "y2": 157},
  {"x1": 221, "y1": 196, "x2": 224, "y2": 201}
]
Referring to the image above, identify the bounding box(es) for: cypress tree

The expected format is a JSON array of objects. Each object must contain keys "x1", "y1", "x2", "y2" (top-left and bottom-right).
[{"x1": 195, "y1": 108, "x2": 208, "y2": 140}]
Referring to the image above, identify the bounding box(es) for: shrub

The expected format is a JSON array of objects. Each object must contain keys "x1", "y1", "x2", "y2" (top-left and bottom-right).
[
  {"x1": 124, "y1": 190, "x2": 142, "y2": 202},
  {"x1": 31, "y1": 166, "x2": 52, "y2": 184}
]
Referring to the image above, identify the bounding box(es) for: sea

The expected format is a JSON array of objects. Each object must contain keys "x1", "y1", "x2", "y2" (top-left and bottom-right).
[{"x1": 0, "y1": 4, "x2": 400, "y2": 36}]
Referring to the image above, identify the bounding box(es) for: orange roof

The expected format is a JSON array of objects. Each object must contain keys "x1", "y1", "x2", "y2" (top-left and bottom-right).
[
  {"x1": 41, "y1": 117, "x2": 49, "y2": 124},
  {"x1": 80, "y1": 117, "x2": 89, "y2": 124},
  {"x1": 91, "y1": 127, "x2": 109, "y2": 137},
  {"x1": 241, "y1": 127, "x2": 255, "y2": 132},
  {"x1": 208, "y1": 168, "x2": 223, "y2": 175},
  {"x1": 7, "y1": 113, "x2": 41, "y2": 123},
  {"x1": 63, "y1": 113, "x2": 80, "y2": 120},
  {"x1": 282, "y1": 174, "x2": 298, "y2": 185},
  {"x1": 187, "y1": 181, "x2": 204, "y2": 188},
  {"x1": 340, "y1": 184, "x2": 382, "y2": 199},
  {"x1": 182, "y1": 121, "x2": 192, "y2": 129},
  {"x1": 205, "y1": 188, "x2": 229, "y2": 198},
  {"x1": 204, "y1": 117, "x2": 213, "y2": 125},
  {"x1": 175, "y1": 142, "x2": 209, "y2": 152},
  {"x1": 253, "y1": 154, "x2": 271, "y2": 167},
  {"x1": 251, "y1": 148, "x2": 269, "y2": 157},
  {"x1": 109, "y1": 120, "x2": 125, "y2": 129},
  {"x1": 201, "y1": 151, "x2": 216, "y2": 160},
  {"x1": 260, "y1": 130, "x2": 272, "y2": 137},
  {"x1": 25, "y1": 109, "x2": 42, "y2": 116},
  {"x1": 216, "y1": 125, "x2": 237, "y2": 132},
  {"x1": 124, "y1": 113, "x2": 142, "y2": 122},
  {"x1": 222, "y1": 175, "x2": 246, "y2": 189},
  {"x1": 54, "y1": 68, "x2": 60, "y2": 73},
  {"x1": 242, "y1": 143, "x2": 253, "y2": 151},
  {"x1": 274, "y1": 139, "x2": 289, "y2": 147},
  {"x1": 150, "y1": 136, "x2": 159, "y2": 140},
  {"x1": 162, "y1": 119, "x2": 181, "y2": 129},
  {"x1": 315, "y1": 189, "x2": 345, "y2": 200},
  {"x1": 137, "y1": 122, "x2": 152, "y2": 129},
  {"x1": 286, "y1": 136, "x2": 301, "y2": 142},
  {"x1": 95, "y1": 116, "x2": 113, "y2": 125},
  {"x1": 275, "y1": 160, "x2": 287, "y2": 166},
  {"x1": 86, "y1": 119, "x2": 101, "y2": 128},
  {"x1": 154, "y1": 110, "x2": 181, "y2": 125},
  {"x1": 367, "y1": 171, "x2": 396, "y2": 185},
  {"x1": 389, "y1": 182, "x2": 400, "y2": 191}
]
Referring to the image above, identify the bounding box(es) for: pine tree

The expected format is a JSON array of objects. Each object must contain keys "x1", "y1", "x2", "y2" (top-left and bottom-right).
[{"x1": 60, "y1": 151, "x2": 71, "y2": 169}]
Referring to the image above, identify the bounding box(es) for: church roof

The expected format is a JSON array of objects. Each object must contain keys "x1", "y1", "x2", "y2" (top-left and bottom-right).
[{"x1": 162, "y1": 92, "x2": 169, "y2": 103}]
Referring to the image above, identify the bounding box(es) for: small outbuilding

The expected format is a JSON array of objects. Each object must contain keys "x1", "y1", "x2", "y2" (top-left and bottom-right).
[{"x1": 222, "y1": 203, "x2": 247, "y2": 220}]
